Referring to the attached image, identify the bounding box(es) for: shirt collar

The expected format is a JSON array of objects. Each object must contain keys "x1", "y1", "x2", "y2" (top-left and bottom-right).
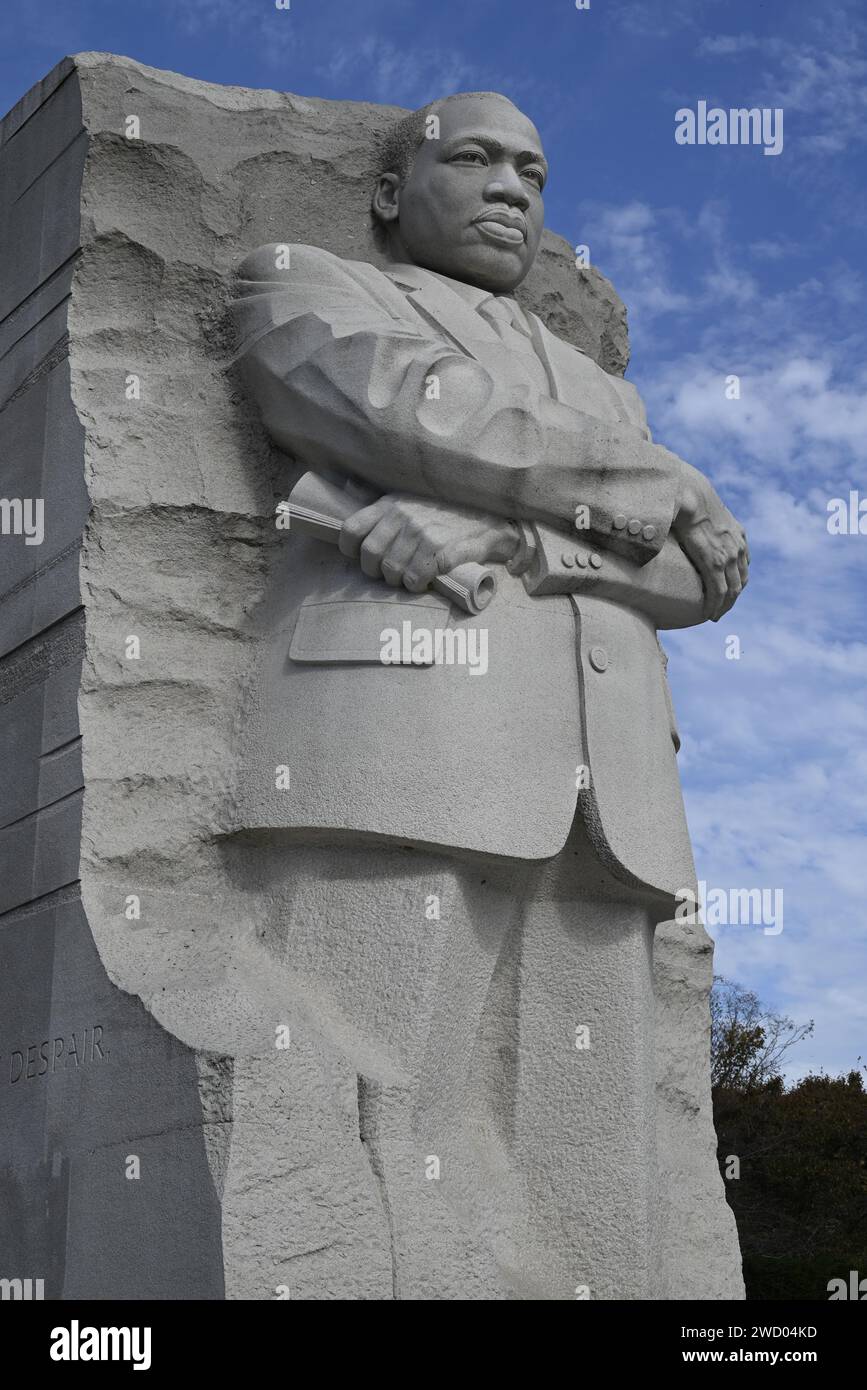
[{"x1": 386, "y1": 262, "x2": 533, "y2": 331}]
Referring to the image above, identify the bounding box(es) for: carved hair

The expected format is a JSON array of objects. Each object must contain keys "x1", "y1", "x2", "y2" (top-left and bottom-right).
[{"x1": 376, "y1": 91, "x2": 519, "y2": 186}]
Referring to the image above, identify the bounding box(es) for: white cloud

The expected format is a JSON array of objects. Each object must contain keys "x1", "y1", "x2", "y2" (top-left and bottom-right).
[
  {"x1": 615, "y1": 0, "x2": 717, "y2": 39},
  {"x1": 697, "y1": 35, "x2": 766, "y2": 58},
  {"x1": 696, "y1": 18, "x2": 867, "y2": 158},
  {"x1": 586, "y1": 180, "x2": 867, "y2": 1079},
  {"x1": 650, "y1": 356, "x2": 867, "y2": 473},
  {"x1": 319, "y1": 36, "x2": 479, "y2": 106},
  {"x1": 667, "y1": 600, "x2": 867, "y2": 1080},
  {"x1": 579, "y1": 201, "x2": 692, "y2": 317}
]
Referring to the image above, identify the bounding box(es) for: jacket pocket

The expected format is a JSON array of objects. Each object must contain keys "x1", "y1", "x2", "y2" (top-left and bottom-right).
[{"x1": 289, "y1": 599, "x2": 450, "y2": 665}]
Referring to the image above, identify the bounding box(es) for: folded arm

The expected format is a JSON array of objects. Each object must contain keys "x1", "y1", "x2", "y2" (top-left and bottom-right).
[
  {"x1": 232, "y1": 244, "x2": 748, "y2": 616},
  {"x1": 233, "y1": 244, "x2": 685, "y2": 566},
  {"x1": 522, "y1": 520, "x2": 707, "y2": 629},
  {"x1": 334, "y1": 492, "x2": 705, "y2": 629}
]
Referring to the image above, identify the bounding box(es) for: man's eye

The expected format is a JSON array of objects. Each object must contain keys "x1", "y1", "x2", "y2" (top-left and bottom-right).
[
  {"x1": 452, "y1": 150, "x2": 488, "y2": 165},
  {"x1": 522, "y1": 168, "x2": 545, "y2": 189}
]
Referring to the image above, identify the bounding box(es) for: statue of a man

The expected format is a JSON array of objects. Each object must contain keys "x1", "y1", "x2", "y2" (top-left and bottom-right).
[{"x1": 229, "y1": 91, "x2": 748, "y2": 1299}]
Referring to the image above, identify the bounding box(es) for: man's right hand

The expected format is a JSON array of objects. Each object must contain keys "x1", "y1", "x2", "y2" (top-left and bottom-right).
[
  {"x1": 339, "y1": 493, "x2": 520, "y2": 592},
  {"x1": 672, "y1": 466, "x2": 750, "y2": 621}
]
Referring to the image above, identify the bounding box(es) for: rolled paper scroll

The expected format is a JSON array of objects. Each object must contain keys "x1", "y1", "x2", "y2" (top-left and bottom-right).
[{"x1": 278, "y1": 471, "x2": 497, "y2": 616}]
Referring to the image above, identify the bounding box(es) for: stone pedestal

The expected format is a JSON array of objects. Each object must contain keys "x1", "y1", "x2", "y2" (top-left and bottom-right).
[{"x1": 0, "y1": 52, "x2": 743, "y2": 1299}]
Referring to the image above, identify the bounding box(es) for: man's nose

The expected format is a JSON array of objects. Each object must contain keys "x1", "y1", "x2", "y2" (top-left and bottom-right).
[{"x1": 484, "y1": 166, "x2": 530, "y2": 211}]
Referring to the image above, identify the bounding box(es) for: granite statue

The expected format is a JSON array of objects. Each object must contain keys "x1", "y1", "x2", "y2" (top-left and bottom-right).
[{"x1": 229, "y1": 90, "x2": 749, "y2": 1297}]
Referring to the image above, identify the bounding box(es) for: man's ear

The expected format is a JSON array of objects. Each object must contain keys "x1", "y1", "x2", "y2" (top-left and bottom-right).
[{"x1": 372, "y1": 172, "x2": 401, "y2": 225}]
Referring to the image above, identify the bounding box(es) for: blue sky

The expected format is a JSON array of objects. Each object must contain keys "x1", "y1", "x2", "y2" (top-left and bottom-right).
[{"x1": 3, "y1": 0, "x2": 865, "y2": 1079}]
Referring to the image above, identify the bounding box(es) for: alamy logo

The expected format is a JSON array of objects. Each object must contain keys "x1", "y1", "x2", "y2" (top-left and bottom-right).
[
  {"x1": 0, "y1": 1277, "x2": 44, "y2": 1299},
  {"x1": 380, "y1": 621, "x2": 488, "y2": 675},
  {"x1": 675, "y1": 101, "x2": 783, "y2": 156},
  {"x1": 828, "y1": 1270, "x2": 867, "y2": 1300},
  {"x1": 0, "y1": 497, "x2": 43, "y2": 545},
  {"x1": 50, "y1": 1321, "x2": 152, "y2": 1371},
  {"x1": 827, "y1": 492, "x2": 867, "y2": 535},
  {"x1": 675, "y1": 881, "x2": 784, "y2": 936}
]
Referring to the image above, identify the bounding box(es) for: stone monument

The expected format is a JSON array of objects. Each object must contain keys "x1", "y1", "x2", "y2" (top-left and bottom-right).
[{"x1": 0, "y1": 53, "x2": 745, "y2": 1299}]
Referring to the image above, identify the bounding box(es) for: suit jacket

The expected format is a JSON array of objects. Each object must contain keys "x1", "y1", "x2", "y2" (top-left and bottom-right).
[{"x1": 229, "y1": 244, "x2": 706, "y2": 902}]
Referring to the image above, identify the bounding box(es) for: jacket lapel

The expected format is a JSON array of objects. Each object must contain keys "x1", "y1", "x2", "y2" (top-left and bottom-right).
[
  {"x1": 386, "y1": 263, "x2": 570, "y2": 405},
  {"x1": 535, "y1": 314, "x2": 637, "y2": 425},
  {"x1": 524, "y1": 312, "x2": 563, "y2": 401},
  {"x1": 386, "y1": 263, "x2": 506, "y2": 358}
]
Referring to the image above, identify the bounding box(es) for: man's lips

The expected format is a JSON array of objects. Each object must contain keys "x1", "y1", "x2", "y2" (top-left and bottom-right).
[{"x1": 471, "y1": 208, "x2": 527, "y2": 245}]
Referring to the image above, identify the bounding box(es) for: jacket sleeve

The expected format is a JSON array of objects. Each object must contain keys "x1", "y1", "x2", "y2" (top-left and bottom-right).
[
  {"x1": 231, "y1": 243, "x2": 686, "y2": 565},
  {"x1": 522, "y1": 521, "x2": 706, "y2": 629}
]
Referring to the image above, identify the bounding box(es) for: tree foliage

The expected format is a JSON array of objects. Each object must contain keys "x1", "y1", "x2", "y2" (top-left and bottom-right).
[
  {"x1": 711, "y1": 975, "x2": 814, "y2": 1090},
  {"x1": 711, "y1": 977, "x2": 867, "y2": 1300}
]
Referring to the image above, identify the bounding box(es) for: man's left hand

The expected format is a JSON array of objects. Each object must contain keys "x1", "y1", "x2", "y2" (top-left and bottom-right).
[{"x1": 339, "y1": 493, "x2": 519, "y2": 592}]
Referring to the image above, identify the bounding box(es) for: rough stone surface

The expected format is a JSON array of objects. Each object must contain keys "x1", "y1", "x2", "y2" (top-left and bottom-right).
[{"x1": 0, "y1": 52, "x2": 743, "y2": 1299}]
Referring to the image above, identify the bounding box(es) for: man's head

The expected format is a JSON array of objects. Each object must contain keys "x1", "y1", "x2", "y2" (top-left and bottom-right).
[{"x1": 372, "y1": 92, "x2": 547, "y2": 293}]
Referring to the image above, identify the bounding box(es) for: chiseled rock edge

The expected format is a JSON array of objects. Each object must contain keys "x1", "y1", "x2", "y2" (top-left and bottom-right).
[{"x1": 654, "y1": 920, "x2": 745, "y2": 1298}]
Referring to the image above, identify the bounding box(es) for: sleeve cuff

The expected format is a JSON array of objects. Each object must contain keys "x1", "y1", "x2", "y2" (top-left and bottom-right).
[{"x1": 505, "y1": 519, "x2": 537, "y2": 576}]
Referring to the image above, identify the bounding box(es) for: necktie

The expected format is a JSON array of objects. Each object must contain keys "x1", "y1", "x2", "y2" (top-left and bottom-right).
[{"x1": 477, "y1": 294, "x2": 534, "y2": 342}]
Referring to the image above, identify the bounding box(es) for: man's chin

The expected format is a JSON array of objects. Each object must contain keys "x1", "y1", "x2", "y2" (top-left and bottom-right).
[{"x1": 436, "y1": 245, "x2": 531, "y2": 292}]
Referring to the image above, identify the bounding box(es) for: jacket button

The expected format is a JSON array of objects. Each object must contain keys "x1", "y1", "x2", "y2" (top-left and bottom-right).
[
  {"x1": 589, "y1": 552, "x2": 602, "y2": 568},
  {"x1": 561, "y1": 551, "x2": 574, "y2": 567},
  {"x1": 589, "y1": 646, "x2": 609, "y2": 672},
  {"x1": 613, "y1": 514, "x2": 627, "y2": 529},
  {"x1": 627, "y1": 518, "x2": 642, "y2": 534},
  {"x1": 574, "y1": 551, "x2": 588, "y2": 567},
  {"x1": 642, "y1": 524, "x2": 656, "y2": 541}
]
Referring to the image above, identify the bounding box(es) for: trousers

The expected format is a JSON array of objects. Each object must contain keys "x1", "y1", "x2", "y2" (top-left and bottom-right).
[{"x1": 220, "y1": 811, "x2": 663, "y2": 1299}]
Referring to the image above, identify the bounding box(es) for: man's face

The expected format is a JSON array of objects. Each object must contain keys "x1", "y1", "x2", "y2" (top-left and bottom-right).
[{"x1": 383, "y1": 96, "x2": 547, "y2": 293}]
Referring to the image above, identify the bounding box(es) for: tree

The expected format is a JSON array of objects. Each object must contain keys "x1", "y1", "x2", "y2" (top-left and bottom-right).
[
  {"x1": 710, "y1": 977, "x2": 867, "y2": 1300},
  {"x1": 711, "y1": 975, "x2": 813, "y2": 1091}
]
